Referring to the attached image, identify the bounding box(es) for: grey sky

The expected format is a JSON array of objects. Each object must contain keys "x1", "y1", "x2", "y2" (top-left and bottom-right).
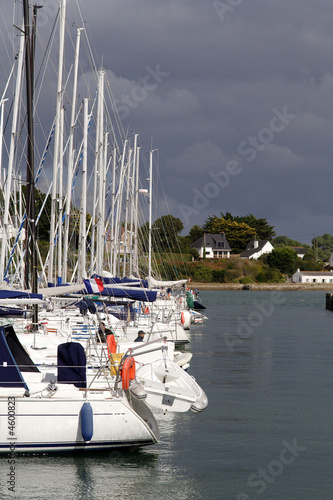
[{"x1": 2, "y1": 0, "x2": 333, "y2": 244}]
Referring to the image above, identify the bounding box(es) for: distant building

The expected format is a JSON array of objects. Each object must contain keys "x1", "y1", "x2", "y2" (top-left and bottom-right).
[
  {"x1": 291, "y1": 269, "x2": 333, "y2": 284},
  {"x1": 240, "y1": 240, "x2": 274, "y2": 260},
  {"x1": 190, "y1": 233, "x2": 231, "y2": 259},
  {"x1": 290, "y1": 247, "x2": 308, "y2": 259}
]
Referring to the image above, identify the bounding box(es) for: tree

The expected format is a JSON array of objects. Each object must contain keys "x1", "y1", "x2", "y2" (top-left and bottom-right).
[
  {"x1": 203, "y1": 216, "x2": 256, "y2": 253},
  {"x1": 139, "y1": 215, "x2": 184, "y2": 253},
  {"x1": 267, "y1": 247, "x2": 299, "y2": 274},
  {"x1": 153, "y1": 214, "x2": 183, "y2": 252},
  {"x1": 272, "y1": 236, "x2": 304, "y2": 248},
  {"x1": 313, "y1": 233, "x2": 333, "y2": 261},
  {"x1": 219, "y1": 212, "x2": 276, "y2": 240},
  {"x1": 189, "y1": 225, "x2": 204, "y2": 243}
]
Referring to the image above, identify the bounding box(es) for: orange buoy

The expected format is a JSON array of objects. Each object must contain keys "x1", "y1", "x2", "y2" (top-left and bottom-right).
[
  {"x1": 106, "y1": 334, "x2": 117, "y2": 355},
  {"x1": 144, "y1": 306, "x2": 150, "y2": 314},
  {"x1": 121, "y1": 357, "x2": 136, "y2": 390}
]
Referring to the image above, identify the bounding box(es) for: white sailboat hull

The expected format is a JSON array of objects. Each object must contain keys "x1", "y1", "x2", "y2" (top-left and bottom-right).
[{"x1": 0, "y1": 393, "x2": 158, "y2": 454}]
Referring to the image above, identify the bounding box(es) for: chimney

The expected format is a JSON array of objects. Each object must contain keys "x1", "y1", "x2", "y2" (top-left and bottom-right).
[{"x1": 254, "y1": 240, "x2": 258, "y2": 248}]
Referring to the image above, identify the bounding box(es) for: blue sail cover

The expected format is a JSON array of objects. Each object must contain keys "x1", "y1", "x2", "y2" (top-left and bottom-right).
[
  {"x1": 0, "y1": 327, "x2": 28, "y2": 389},
  {"x1": 57, "y1": 342, "x2": 86, "y2": 389},
  {"x1": 0, "y1": 290, "x2": 43, "y2": 300},
  {"x1": 99, "y1": 287, "x2": 157, "y2": 302},
  {"x1": 4, "y1": 325, "x2": 39, "y2": 373},
  {"x1": 0, "y1": 306, "x2": 24, "y2": 317}
]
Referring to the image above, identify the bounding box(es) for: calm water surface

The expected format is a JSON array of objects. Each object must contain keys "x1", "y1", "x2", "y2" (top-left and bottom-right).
[{"x1": 1, "y1": 290, "x2": 333, "y2": 499}]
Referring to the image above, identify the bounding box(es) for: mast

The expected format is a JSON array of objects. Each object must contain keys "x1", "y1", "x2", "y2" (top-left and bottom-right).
[
  {"x1": 96, "y1": 70, "x2": 105, "y2": 276},
  {"x1": 110, "y1": 146, "x2": 116, "y2": 275},
  {"x1": 0, "y1": 31, "x2": 24, "y2": 282},
  {"x1": 23, "y1": 0, "x2": 39, "y2": 325},
  {"x1": 63, "y1": 27, "x2": 83, "y2": 282},
  {"x1": 129, "y1": 134, "x2": 138, "y2": 277},
  {"x1": 123, "y1": 147, "x2": 133, "y2": 277},
  {"x1": 78, "y1": 97, "x2": 88, "y2": 282},
  {"x1": 133, "y1": 143, "x2": 141, "y2": 277},
  {"x1": 148, "y1": 150, "x2": 154, "y2": 285},
  {"x1": 48, "y1": 0, "x2": 66, "y2": 284}
]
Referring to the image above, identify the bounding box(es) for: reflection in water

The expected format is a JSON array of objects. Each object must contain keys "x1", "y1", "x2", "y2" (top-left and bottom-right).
[{"x1": 0, "y1": 411, "x2": 200, "y2": 500}]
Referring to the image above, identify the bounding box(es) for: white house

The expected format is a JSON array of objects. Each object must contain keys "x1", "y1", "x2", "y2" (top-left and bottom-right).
[
  {"x1": 291, "y1": 269, "x2": 333, "y2": 284},
  {"x1": 240, "y1": 240, "x2": 274, "y2": 260},
  {"x1": 190, "y1": 233, "x2": 231, "y2": 259},
  {"x1": 290, "y1": 247, "x2": 308, "y2": 259}
]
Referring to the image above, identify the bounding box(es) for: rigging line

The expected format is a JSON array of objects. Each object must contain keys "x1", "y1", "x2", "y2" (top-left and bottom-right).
[
  {"x1": 52, "y1": 91, "x2": 97, "y2": 248},
  {"x1": 73, "y1": 0, "x2": 125, "y2": 147},
  {"x1": 74, "y1": 0, "x2": 100, "y2": 73},
  {"x1": 0, "y1": 7, "x2": 15, "y2": 77},
  {"x1": 34, "y1": 7, "x2": 59, "y2": 101},
  {"x1": 3, "y1": 213, "x2": 26, "y2": 279}
]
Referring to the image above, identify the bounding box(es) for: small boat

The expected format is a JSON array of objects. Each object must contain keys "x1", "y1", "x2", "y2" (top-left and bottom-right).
[{"x1": 131, "y1": 358, "x2": 208, "y2": 414}]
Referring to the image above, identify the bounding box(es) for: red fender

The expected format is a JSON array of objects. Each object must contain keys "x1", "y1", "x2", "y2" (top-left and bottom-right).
[
  {"x1": 106, "y1": 334, "x2": 117, "y2": 355},
  {"x1": 144, "y1": 306, "x2": 150, "y2": 314},
  {"x1": 121, "y1": 357, "x2": 136, "y2": 390},
  {"x1": 181, "y1": 312, "x2": 185, "y2": 325}
]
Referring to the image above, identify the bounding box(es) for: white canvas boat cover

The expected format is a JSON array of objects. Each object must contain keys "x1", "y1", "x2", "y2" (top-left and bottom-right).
[
  {"x1": 147, "y1": 277, "x2": 188, "y2": 289},
  {"x1": 37, "y1": 284, "x2": 85, "y2": 296}
]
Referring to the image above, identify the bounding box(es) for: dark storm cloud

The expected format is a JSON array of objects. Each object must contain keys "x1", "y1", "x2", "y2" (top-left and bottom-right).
[{"x1": 1, "y1": 0, "x2": 333, "y2": 243}]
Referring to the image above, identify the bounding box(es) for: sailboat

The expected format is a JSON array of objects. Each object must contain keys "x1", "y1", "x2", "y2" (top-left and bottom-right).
[
  {"x1": 0, "y1": 1, "x2": 161, "y2": 454},
  {"x1": 0, "y1": 322, "x2": 159, "y2": 454}
]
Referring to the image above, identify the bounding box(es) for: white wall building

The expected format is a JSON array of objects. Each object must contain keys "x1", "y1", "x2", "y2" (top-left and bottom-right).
[
  {"x1": 240, "y1": 240, "x2": 274, "y2": 260},
  {"x1": 291, "y1": 269, "x2": 333, "y2": 284},
  {"x1": 190, "y1": 233, "x2": 231, "y2": 259}
]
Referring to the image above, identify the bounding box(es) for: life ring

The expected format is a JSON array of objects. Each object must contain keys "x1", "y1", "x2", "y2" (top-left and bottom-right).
[
  {"x1": 106, "y1": 334, "x2": 117, "y2": 355},
  {"x1": 121, "y1": 357, "x2": 136, "y2": 390},
  {"x1": 143, "y1": 306, "x2": 150, "y2": 314},
  {"x1": 181, "y1": 312, "x2": 185, "y2": 325}
]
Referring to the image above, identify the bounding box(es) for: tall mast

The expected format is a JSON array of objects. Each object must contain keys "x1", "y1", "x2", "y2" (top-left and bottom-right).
[
  {"x1": 110, "y1": 146, "x2": 116, "y2": 275},
  {"x1": 63, "y1": 27, "x2": 83, "y2": 282},
  {"x1": 78, "y1": 98, "x2": 88, "y2": 282},
  {"x1": 148, "y1": 150, "x2": 153, "y2": 285},
  {"x1": 48, "y1": 0, "x2": 66, "y2": 284},
  {"x1": 133, "y1": 143, "x2": 141, "y2": 277},
  {"x1": 129, "y1": 134, "x2": 138, "y2": 277},
  {"x1": 23, "y1": 0, "x2": 38, "y2": 325},
  {"x1": 0, "y1": 30, "x2": 24, "y2": 282},
  {"x1": 96, "y1": 70, "x2": 105, "y2": 276}
]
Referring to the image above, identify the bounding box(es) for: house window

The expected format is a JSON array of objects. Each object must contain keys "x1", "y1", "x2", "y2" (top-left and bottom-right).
[{"x1": 312, "y1": 279, "x2": 316, "y2": 283}]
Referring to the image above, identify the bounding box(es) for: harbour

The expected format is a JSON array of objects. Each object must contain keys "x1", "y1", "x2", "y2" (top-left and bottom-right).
[{"x1": 1, "y1": 289, "x2": 333, "y2": 499}]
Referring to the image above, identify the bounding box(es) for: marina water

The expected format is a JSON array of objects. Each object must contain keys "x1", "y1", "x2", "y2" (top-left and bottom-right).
[{"x1": 1, "y1": 290, "x2": 333, "y2": 499}]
